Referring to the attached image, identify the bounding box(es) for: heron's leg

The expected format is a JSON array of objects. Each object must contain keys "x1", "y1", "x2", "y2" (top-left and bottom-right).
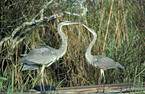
[
  {"x1": 39, "y1": 75, "x2": 42, "y2": 92},
  {"x1": 101, "y1": 69, "x2": 105, "y2": 93},
  {"x1": 41, "y1": 70, "x2": 45, "y2": 92},
  {"x1": 97, "y1": 69, "x2": 103, "y2": 93},
  {"x1": 39, "y1": 65, "x2": 45, "y2": 93}
]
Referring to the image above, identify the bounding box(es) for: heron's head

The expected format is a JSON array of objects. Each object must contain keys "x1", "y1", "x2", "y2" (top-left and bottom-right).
[{"x1": 58, "y1": 20, "x2": 80, "y2": 26}]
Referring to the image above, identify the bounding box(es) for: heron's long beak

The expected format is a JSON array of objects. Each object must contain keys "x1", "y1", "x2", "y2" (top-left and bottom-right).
[
  {"x1": 82, "y1": 24, "x2": 87, "y2": 28},
  {"x1": 68, "y1": 22, "x2": 81, "y2": 25},
  {"x1": 82, "y1": 24, "x2": 96, "y2": 34},
  {"x1": 82, "y1": 24, "x2": 91, "y2": 30}
]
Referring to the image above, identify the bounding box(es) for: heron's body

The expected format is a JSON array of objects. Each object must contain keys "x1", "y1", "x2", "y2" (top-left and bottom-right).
[
  {"x1": 82, "y1": 24, "x2": 124, "y2": 92},
  {"x1": 19, "y1": 44, "x2": 66, "y2": 70},
  {"x1": 88, "y1": 55, "x2": 123, "y2": 70},
  {"x1": 19, "y1": 21, "x2": 79, "y2": 92}
]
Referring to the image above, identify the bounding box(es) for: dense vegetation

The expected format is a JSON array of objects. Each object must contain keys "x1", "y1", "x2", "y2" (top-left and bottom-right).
[{"x1": 0, "y1": 0, "x2": 144, "y2": 92}]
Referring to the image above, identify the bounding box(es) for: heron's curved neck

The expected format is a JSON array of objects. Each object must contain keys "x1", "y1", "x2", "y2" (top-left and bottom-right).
[
  {"x1": 85, "y1": 31, "x2": 97, "y2": 60},
  {"x1": 57, "y1": 25, "x2": 67, "y2": 58}
]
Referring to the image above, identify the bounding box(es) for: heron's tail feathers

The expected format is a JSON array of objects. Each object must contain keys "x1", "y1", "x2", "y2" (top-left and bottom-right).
[
  {"x1": 22, "y1": 64, "x2": 40, "y2": 71},
  {"x1": 116, "y1": 62, "x2": 124, "y2": 69}
]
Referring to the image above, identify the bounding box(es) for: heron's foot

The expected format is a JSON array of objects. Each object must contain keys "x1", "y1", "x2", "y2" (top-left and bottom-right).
[
  {"x1": 102, "y1": 83, "x2": 105, "y2": 93},
  {"x1": 96, "y1": 88, "x2": 99, "y2": 93},
  {"x1": 34, "y1": 85, "x2": 56, "y2": 92}
]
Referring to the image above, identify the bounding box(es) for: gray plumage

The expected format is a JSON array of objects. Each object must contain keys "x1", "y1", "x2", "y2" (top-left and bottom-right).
[
  {"x1": 82, "y1": 24, "x2": 124, "y2": 92},
  {"x1": 90, "y1": 55, "x2": 123, "y2": 70},
  {"x1": 19, "y1": 44, "x2": 60, "y2": 70},
  {"x1": 18, "y1": 21, "x2": 79, "y2": 92}
]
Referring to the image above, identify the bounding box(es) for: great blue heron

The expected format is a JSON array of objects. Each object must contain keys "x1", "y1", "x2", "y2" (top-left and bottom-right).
[
  {"x1": 19, "y1": 21, "x2": 79, "y2": 92},
  {"x1": 82, "y1": 24, "x2": 124, "y2": 93}
]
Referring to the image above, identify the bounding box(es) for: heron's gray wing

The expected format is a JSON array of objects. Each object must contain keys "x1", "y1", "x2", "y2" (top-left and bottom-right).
[
  {"x1": 18, "y1": 47, "x2": 57, "y2": 65},
  {"x1": 36, "y1": 44, "x2": 57, "y2": 52},
  {"x1": 92, "y1": 55, "x2": 120, "y2": 70},
  {"x1": 91, "y1": 55, "x2": 104, "y2": 68}
]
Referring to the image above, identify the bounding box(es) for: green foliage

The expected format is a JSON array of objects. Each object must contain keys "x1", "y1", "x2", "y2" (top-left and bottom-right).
[
  {"x1": 0, "y1": 77, "x2": 7, "y2": 91},
  {"x1": 0, "y1": 0, "x2": 144, "y2": 92}
]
